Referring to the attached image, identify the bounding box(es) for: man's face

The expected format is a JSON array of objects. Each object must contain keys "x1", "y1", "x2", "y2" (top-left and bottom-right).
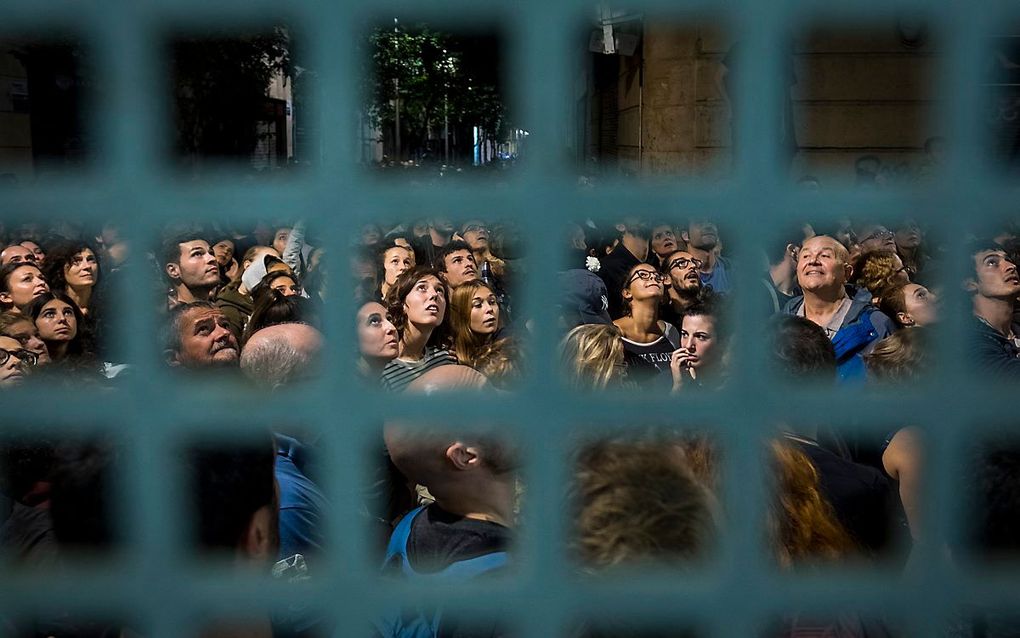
[
  {"x1": 4, "y1": 319, "x2": 50, "y2": 364},
  {"x1": 460, "y1": 221, "x2": 489, "y2": 251},
  {"x1": 168, "y1": 241, "x2": 219, "y2": 290},
  {"x1": 431, "y1": 218, "x2": 455, "y2": 236},
  {"x1": 442, "y1": 249, "x2": 477, "y2": 288},
  {"x1": 0, "y1": 335, "x2": 29, "y2": 386},
  {"x1": 1, "y1": 245, "x2": 36, "y2": 266},
  {"x1": 970, "y1": 250, "x2": 1020, "y2": 300},
  {"x1": 858, "y1": 224, "x2": 897, "y2": 252},
  {"x1": 665, "y1": 250, "x2": 703, "y2": 292},
  {"x1": 797, "y1": 236, "x2": 850, "y2": 294},
  {"x1": 174, "y1": 307, "x2": 239, "y2": 368},
  {"x1": 685, "y1": 221, "x2": 719, "y2": 251}
]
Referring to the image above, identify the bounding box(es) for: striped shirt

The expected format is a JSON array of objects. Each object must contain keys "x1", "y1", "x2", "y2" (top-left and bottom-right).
[{"x1": 380, "y1": 347, "x2": 458, "y2": 392}]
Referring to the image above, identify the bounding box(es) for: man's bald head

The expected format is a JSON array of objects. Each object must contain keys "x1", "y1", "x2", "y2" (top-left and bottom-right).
[{"x1": 240, "y1": 322, "x2": 322, "y2": 389}]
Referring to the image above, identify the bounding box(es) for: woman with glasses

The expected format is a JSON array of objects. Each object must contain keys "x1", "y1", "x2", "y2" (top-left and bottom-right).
[
  {"x1": 0, "y1": 335, "x2": 34, "y2": 386},
  {"x1": 0, "y1": 311, "x2": 51, "y2": 365},
  {"x1": 613, "y1": 263, "x2": 680, "y2": 387}
]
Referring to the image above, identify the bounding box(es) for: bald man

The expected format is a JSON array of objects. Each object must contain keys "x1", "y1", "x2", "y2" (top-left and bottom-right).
[
  {"x1": 240, "y1": 322, "x2": 322, "y2": 389},
  {"x1": 782, "y1": 235, "x2": 894, "y2": 382}
]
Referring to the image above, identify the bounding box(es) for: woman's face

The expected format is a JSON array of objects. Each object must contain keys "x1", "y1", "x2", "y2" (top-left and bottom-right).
[
  {"x1": 64, "y1": 249, "x2": 98, "y2": 288},
  {"x1": 270, "y1": 276, "x2": 301, "y2": 297},
  {"x1": 404, "y1": 275, "x2": 447, "y2": 328},
  {"x1": 212, "y1": 240, "x2": 235, "y2": 267},
  {"x1": 357, "y1": 302, "x2": 399, "y2": 360},
  {"x1": 649, "y1": 225, "x2": 678, "y2": 257},
  {"x1": 468, "y1": 286, "x2": 500, "y2": 335},
  {"x1": 901, "y1": 284, "x2": 938, "y2": 326},
  {"x1": 680, "y1": 314, "x2": 718, "y2": 370},
  {"x1": 20, "y1": 241, "x2": 44, "y2": 265},
  {"x1": 383, "y1": 247, "x2": 414, "y2": 286},
  {"x1": 35, "y1": 299, "x2": 77, "y2": 342},
  {"x1": 5, "y1": 319, "x2": 50, "y2": 364},
  {"x1": 624, "y1": 265, "x2": 665, "y2": 303},
  {"x1": 4, "y1": 265, "x2": 49, "y2": 309},
  {"x1": 890, "y1": 254, "x2": 910, "y2": 286}
]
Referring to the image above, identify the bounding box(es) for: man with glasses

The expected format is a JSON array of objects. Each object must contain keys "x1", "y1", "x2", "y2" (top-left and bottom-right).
[
  {"x1": 0, "y1": 335, "x2": 35, "y2": 387},
  {"x1": 661, "y1": 249, "x2": 705, "y2": 329},
  {"x1": 856, "y1": 223, "x2": 897, "y2": 254},
  {"x1": 782, "y1": 235, "x2": 894, "y2": 382},
  {"x1": 966, "y1": 239, "x2": 1020, "y2": 377}
]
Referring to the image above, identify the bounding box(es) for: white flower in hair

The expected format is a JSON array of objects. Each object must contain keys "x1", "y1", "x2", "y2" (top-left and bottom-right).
[{"x1": 586, "y1": 256, "x2": 601, "y2": 273}]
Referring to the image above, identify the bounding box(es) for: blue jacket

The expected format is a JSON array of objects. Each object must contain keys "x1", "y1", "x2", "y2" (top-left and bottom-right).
[{"x1": 783, "y1": 295, "x2": 896, "y2": 382}]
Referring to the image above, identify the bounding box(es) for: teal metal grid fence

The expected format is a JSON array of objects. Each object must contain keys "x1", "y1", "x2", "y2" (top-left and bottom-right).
[{"x1": 1, "y1": 0, "x2": 1018, "y2": 636}]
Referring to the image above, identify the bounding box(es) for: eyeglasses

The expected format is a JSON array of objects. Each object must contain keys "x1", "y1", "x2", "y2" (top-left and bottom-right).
[
  {"x1": 0, "y1": 348, "x2": 38, "y2": 367},
  {"x1": 462, "y1": 224, "x2": 487, "y2": 234},
  {"x1": 667, "y1": 257, "x2": 704, "y2": 271},
  {"x1": 627, "y1": 270, "x2": 668, "y2": 285},
  {"x1": 861, "y1": 229, "x2": 894, "y2": 243}
]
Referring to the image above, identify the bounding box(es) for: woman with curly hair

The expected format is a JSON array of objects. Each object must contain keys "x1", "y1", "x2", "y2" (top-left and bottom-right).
[
  {"x1": 43, "y1": 240, "x2": 102, "y2": 318},
  {"x1": 380, "y1": 266, "x2": 456, "y2": 392},
  {"x1": 851, "y1": 249, "x2": 910, "y2": 303}
]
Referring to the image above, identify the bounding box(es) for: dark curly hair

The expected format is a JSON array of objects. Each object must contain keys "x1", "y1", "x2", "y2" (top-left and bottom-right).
[
  {"x1": 383, "y1": 266, "x2": 450, "y2": 349},
  {"x1": 43, "y1": 239, "x2": 102, "y2": 295}
]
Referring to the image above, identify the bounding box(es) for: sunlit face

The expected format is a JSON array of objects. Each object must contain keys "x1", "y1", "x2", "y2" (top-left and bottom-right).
[
  {"x1": 461, "y1": 221, "x2": 489, "y2": 251},
  {"x1": 272, "y1": 228, "x2": 292, "y2": 254},
  {"x1": 2, "y1": 265, "x2": 49, "y2": 310},
  {"x1": 169, "y1": 240, "x2": 219, "y2": 289},
  {"x1": 174, "y1": 307, "x2": 238, "y2": 368},
  {"x1": 1, "y1": 245, "x2": 36, "y2": 266},
  {"x1": 19, "y1": 241, "x2": 44, "y2": 265},
  {"x1": 624, "y1": 265, "x2": 666, "y2": 303},
  {"x1": 797, "y1": 236, "x2": 850, "y2": 293},
  {"x1": 468, "y1": 286, "x2": 500, "y2": 335},
  {"x1": 442, "y1": 249, "x2": 477, "y2": 288},
  {"x1": 0, "y1": 335, "x2": 28, "y2": 386},
  {"x1": 650, "y1": 225, "x2": 677, "y2": 258},
  {"x1": 270, "y1": 275, "x2": 301, "y2": 297},
  {"x1": 4, "y1": 319, "x2": 50, "y2": 364},
  {"x1": 35, "y1": 299, "x2": 77, "y2": 342},
  {"x1": 665, "y1": 250, "x2": 703, "y2": 292},
  {"x1": 970, "y1": 250, "x2": 1020, "y2": 300},
  {"x1": 64, "y1": 249, "x2": 99, "y2": 288},
  {"x1": 357, "y1": 301, "x2": 399, "y2": 361},
  {"x1": 404, "y1": 275, "x2": 447, "y2": 328},
  {"x1": 900, "y1": 284, "x2": 938, "y2": 327},
  {"x1": 383, "y1": 246, "x2": 414, "y2": 286},
  {"x1": 680, "y1": 314, "x2": 719, "y2": 371},
  {"x1": 212, "y1": 240, "x2": 235, "y2": 267}
]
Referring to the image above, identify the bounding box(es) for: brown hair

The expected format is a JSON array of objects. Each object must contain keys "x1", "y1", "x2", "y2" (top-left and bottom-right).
[
  {"x1": 574, "y1": 439, "x2": 716, "y2": 567},
  {"x1": 448, "y1": 279, "x2": 500, "y2": 365},
  {"x1": 384, "y1": 266, "x2": 451, "y2": 349},
  {"x1": 770, "y1": 441, "x2": 857, "y2": 567},
  {"x1": 852, "y1": 250, "x2": 904, "y2": 296}
]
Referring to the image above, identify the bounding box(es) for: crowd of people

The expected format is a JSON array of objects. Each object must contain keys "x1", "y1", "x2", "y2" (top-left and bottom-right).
[{"x1": 0, "y1": 214, "x2": 1019, "y2": 637}]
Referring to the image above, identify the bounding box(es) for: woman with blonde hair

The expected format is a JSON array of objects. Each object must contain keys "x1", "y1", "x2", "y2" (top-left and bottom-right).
[
  {"x1": 559, "y1": 323, "x2": 626, "y2": 390},
  {"x1": 448, "y1": 278, "x2": 518, "y2": 388}
]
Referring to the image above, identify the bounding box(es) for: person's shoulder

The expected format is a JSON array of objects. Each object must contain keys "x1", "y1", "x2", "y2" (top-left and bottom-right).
[{"x1": 781, "y1": 294, "x2": 805, "y2": 315}]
